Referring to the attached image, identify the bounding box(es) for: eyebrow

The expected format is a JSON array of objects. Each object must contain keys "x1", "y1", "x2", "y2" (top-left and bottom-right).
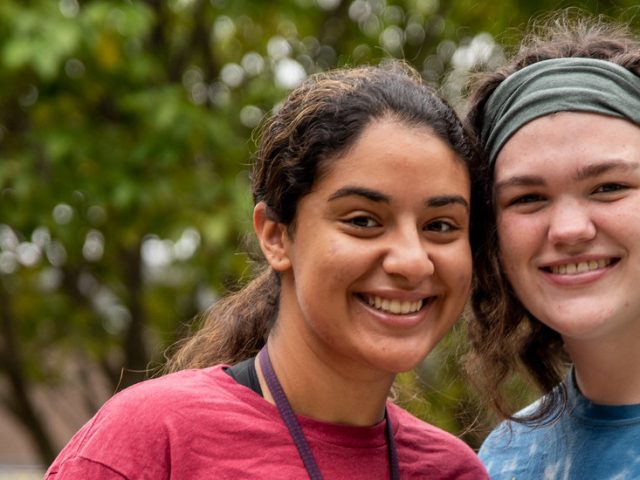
[
  {"x1": 327, "y1": 186, "x2": 469, "y2": 210},
  {"x1": 494, "y1": 175, "x2": 546, "y2": 194},
  {"x1": 495, "y1": 159, "x2": 640, "y2": 193},
  {"x1": 574, "y1": 160, "x2": 640, "y2": 181},
  {"x1": 427, "y1": 195, "x2": 470, "y2": 211},
  {"x1": 328, "y1": 186, "x2": 390, "y2": 203}
]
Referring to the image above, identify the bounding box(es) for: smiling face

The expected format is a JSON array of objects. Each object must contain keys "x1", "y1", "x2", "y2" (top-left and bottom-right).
[
  {"x1": 271, "y1": 118, "x2": 471, "y2": 377},
  {"x1": 494, "y1": 112, "x2": 640, "y2": 351}
]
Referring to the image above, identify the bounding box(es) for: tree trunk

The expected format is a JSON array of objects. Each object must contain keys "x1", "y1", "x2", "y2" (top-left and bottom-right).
[{"x1": 0, "y1": 286, "x2": 57, "y2": 465}]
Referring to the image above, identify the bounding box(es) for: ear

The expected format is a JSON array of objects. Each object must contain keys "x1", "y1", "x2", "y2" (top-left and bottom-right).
[{"x1": 253, "y1": 202, "x2": 292, "y2": 272}]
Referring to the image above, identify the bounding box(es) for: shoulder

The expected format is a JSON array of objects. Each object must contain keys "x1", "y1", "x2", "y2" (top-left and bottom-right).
[
  {"x1": 480, "y1": 396, "x2": 553, "y2": 456},
  {"x1": 110, "y1": 366, "x2": 225, "y2": 402},
  {"x1": 479, "y1": 419, "x2": 532, "y2": 456},
  {"x1": 47, "y1": 367, "x2": 245, "y2": 478},
  {"x1": 478, "y1": 401, "x2": 554, "y2": 477},
  {"x1": 83, "y1": 366, "x2": 251, "y2": 437},
  {"x1": 79, "y1": 367, "x2": 231, "y2": 427},
  {"x1": 388, "y1": 403, "x2": 488, "y2": 479},
  {"x1": 389, "y1": 402, "x2": 472, "y2": 451}
]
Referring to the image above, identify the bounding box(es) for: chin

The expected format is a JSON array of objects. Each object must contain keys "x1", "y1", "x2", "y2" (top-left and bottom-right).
[
  {"x1": 544, "y1": 317, "x2": 613, "y2": 341},
  {"x1": 377, "y1": 347, "x2": 434, "y2": 374}
]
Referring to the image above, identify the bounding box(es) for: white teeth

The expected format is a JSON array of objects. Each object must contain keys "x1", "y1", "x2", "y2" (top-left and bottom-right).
[
  {"x1": 550, "y1": 259, "x2": 611, "y2": 275},
  {"x1": 366, "y1": 295, "x2": 423, "y2": 314}
]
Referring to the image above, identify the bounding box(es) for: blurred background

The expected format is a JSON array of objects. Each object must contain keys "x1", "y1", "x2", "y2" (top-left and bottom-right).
[{"x1": 1, "y1": 0, "x2": 638, "y2": 477}]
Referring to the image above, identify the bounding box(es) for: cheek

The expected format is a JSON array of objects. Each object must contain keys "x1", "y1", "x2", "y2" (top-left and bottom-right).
[
  {"x1": 328, "y1": 237, "x2": 378, "y2": 268},
  {"x1": 497, "y1": 214, "x2": 529, "y2": 265},
  {"x1": 497, "y1": 222, "x2": 543, "y2": 295},
  {"x1": 438, "y1": 244, "x2": 472, "y2": 295},
  {"x1": 309, "y1": 239, "x2": 362, "y2": 288}
]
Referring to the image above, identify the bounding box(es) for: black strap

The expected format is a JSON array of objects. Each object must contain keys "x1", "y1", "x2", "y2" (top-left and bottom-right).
[
  {"x1": 225, "y1": 356, "x2": 263, "y2": 396},
  {"x1": 386, "y1": 409, "x2": 400, "y2": 480}
]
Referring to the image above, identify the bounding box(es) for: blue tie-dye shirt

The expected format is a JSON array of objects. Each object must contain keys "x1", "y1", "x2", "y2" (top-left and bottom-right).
[{"x1": 479, "y1": 374, "x2": 640, "y2": 480}]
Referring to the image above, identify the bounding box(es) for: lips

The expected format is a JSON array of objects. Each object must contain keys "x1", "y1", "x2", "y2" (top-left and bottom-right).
[
  {"x1": 361, "y1": 295, "x2": 425, "y2": 315},
  {"x1": 542, "y1": 258, "x2": 618, "y2": 275}
]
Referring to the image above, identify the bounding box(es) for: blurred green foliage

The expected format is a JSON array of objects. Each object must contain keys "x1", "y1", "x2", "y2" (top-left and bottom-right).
[{"x1": 0, "y1": 0, "x2": 637, "y2": 466}]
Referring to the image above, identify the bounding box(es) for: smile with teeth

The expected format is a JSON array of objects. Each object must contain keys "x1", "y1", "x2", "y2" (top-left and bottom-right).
[
  {"x1": 546, "y1": 258, "x2": 612, "y2": 275},
  {"x1": 364, "y1": 295, "x2": 425, "y2": 315}
]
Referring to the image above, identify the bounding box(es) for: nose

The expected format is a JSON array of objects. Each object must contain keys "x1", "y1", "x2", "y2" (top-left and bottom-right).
[
  {"x1": 382, "y1": 226, "x2": 435, "y2": 284},
  {"x1": 547, "y1": 198, "x2": 596, "y2": 247}
]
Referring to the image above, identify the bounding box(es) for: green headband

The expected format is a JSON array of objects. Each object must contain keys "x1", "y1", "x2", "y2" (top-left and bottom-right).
[{"x1": 481, "y1": 57, "x2": 640, "y2": 164}]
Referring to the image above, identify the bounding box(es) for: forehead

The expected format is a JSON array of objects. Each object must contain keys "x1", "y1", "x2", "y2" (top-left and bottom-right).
[
  {"x1": 317, "y1": 119, "x2": 468, "y2": 188},
  {"x1": 494, "y1": 112, "x2": 640, "y2": 180}
]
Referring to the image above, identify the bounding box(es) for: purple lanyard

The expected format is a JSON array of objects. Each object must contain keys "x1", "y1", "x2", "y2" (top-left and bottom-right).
[{"x1": 258, "y1": 345, "x2": 400, "y2": 480}]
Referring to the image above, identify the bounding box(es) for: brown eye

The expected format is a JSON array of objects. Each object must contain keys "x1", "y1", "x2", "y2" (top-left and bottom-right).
[
  {"x1": 509, "y1": 193, "x2": 544, "y2": 206},
  {"x1": 594, "y1": 183, "x2": 626, "y2": 194},
  {"x1": 347, "y1": 216, "x2": 379, "y2": 228},
  {"x1": 426, "y1": 221, "x2": 456, "y2": 233}
]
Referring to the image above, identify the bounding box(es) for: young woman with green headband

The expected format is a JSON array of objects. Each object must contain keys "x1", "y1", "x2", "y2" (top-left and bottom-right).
[{"x1": 465, "y1": 11, "x2": 640, "y2": 479}]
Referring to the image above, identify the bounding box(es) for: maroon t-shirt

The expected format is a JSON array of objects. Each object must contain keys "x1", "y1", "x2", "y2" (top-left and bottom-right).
[{"x1": 45, "y1": 366, "x2": 487, "y2": 479}]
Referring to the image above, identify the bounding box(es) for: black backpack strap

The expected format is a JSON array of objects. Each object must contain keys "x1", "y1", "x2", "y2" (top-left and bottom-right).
[{"x1": 224, "y1": 356, "x2": 263, "y2": 396}]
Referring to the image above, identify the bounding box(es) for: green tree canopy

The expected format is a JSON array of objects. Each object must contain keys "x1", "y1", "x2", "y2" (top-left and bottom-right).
[{"x1": 0, "y1": 0, "x2": 637, "y2": 466}]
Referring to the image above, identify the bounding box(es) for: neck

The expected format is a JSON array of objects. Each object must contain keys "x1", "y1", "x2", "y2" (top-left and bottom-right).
[
  {"x1": 565, "y1": 329, "x2": 640, "y2": 405},
  {"x1": 257, "y1": 335, "x2": 395, "y2": 426}
]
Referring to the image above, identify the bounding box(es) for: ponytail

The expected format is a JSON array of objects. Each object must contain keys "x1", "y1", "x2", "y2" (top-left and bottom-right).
[{"x1": 164, "y1": 267, "x2": 280, "y2": 372}]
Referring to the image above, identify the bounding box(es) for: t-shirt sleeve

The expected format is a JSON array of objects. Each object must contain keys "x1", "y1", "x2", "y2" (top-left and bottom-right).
[
  {"x1": 44, "y1": 380, "x2": 175, "y2": 480},
  {"x1": 45, "y1": 456, "x2": 128, "y2": 479},
  {"x1": 479, "y1": 419, "x2": 537, "y2": 479}
]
